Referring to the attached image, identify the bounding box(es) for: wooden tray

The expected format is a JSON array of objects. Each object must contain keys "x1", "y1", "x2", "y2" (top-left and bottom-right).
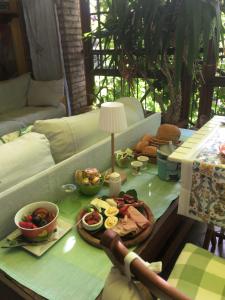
[{"x1": 76, "y1": 203, "x2": 154, "y2": 248}]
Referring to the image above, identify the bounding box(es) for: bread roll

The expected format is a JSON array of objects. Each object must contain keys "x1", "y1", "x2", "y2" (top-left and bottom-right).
[
  {"x1": 142, "y1": 146, "x2": 157, "y2": 157},
  {"x1": 156, "y1": 124, "x2": 181, "y2": 142},
  {"x1": 141, "y1": 134, "x2": 153, "y2": 143},
  {"x1": 135, "y1": 140, "x2": 149, "y2": 153}
]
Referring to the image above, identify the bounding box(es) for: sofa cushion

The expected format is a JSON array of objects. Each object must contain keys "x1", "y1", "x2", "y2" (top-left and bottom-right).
[
  {"x1": 0, "y1": 132, "x2": 55, "y2": 193},
  {"x1": 0, "y1": 119, "x2": 25, "y2": 137},
  {"x1": 32, "y1": 109, "x2": 108, "y2": 163},
  {"x1": 0, "y1": 73, "x2": 31, "y2": 114},
  {"x1": 27, "y1": 78, "x2": 64, "y2": 107},
  {"x1": 0, "y1": 103, "x2": 66, "y2": 136},
  {"x1": 117, "y1": 97, "x2": 144, "y2": 126},
  {"x1": 0, "y1": 126, "x2": 33, "y2": 144},
  {"x1": 32, "y1": 99, "x2": 145, "y2": 163}
]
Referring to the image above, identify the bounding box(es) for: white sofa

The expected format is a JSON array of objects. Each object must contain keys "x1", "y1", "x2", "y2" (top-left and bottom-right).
[
  {"x1": 0, "y1": 97, "x2": 161, "y2": 239},
  {"x1": 0, "y1": 73, "x2": 66, "y2": 136}
]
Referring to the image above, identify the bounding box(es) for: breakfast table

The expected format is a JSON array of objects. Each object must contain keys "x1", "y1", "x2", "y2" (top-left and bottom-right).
[
  {"x1": 0, "y1": 129, "x2": 195, "y2": 300},
  {"x1": 0, "y1": 162, "x2": 184, "y2": 300}
]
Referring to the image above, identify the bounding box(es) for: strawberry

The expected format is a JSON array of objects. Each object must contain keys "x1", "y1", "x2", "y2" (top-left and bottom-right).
[
  {"x1": 19, "y1": 221, "x2": 37, "y2": 229},
  {"x1": 26, "y1": 215, "x2": 33, "y2": 222},
  {"x1": 116, "y1": 199, "x2": 125, "y2": 208},
  {"x1": 123, "y1": 194, "x2": 135, "y2": 203}
]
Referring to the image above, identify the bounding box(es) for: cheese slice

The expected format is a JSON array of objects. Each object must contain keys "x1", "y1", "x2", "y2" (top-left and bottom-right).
[{"x1": 91, "y1": 198, "x2": 110, "y2": 210}]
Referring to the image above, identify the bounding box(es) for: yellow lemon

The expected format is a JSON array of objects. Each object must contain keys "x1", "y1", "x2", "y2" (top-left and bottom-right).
[
  {"x1": 104, "y1": 216, "x2": 118, "y2": 229},
  {"x1": 105, "y1": 206, "x2": 119, "y2": 217}
]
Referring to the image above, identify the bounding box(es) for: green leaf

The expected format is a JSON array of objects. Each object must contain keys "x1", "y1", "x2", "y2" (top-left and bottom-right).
[{"x1": 125, "y1": 189, "x2": 138, "y2": 200}]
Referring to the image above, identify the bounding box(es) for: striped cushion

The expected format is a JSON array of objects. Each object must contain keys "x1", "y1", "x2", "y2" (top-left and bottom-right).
[{"x1": 168, "y1": 243, "x2": 225, "y2": 300}]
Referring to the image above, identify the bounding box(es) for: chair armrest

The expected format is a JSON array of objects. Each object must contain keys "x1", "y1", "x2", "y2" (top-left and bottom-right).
[{"x1": 101, "y1": 230, "x2": 191, "y2": 300}]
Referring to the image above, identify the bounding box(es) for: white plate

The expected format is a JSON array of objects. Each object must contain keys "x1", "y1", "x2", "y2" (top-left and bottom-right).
[{"x1": 7, "y1": 218, "x2": 73, "y2": 257}]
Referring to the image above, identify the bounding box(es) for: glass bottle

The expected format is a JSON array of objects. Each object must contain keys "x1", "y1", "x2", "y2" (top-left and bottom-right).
[{"x1": 109, "y1": 172, "x2": 121, "y2": 197}]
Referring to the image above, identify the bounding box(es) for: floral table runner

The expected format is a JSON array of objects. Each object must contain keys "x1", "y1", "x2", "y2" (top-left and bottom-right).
[{"x1": 179, "y1": 125, "x2": 225, "y2": 228}]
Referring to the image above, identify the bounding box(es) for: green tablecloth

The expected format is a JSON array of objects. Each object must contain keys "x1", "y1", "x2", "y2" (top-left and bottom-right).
[{"x1": 0, "y1": 165, "x2": 180, "y2": 300}]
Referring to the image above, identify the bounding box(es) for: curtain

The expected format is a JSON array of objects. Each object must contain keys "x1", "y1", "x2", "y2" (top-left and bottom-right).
[{"x1": 22, "y1": 0, "x2": 62, "y2": 80}]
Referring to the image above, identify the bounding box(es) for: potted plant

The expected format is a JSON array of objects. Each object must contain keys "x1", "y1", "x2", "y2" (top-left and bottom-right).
[{"x1": 90, "y1": 0, "x2": 224, "y2": 124}]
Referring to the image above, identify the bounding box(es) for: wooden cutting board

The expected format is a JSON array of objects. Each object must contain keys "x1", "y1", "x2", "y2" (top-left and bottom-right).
[{"x1": 76, "y1": 203, "x2": 154, "y2": 249}]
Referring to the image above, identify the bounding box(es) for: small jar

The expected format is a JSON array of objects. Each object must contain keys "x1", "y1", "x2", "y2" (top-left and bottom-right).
[{"x1": 109, "y1": 172, "x2": 121, "y2": 197}]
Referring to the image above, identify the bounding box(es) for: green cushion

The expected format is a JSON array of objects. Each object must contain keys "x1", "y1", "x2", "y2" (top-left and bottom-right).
[
  {"x1": 168, "y1": 243, "x2": 225, "y2": 300},
  {"x1": 0, "y1": 73, "x2": 30, "y2": 114}
]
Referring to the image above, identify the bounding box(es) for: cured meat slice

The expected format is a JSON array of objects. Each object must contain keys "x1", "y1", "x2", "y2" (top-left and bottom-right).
[
  {"x1": 113, "y1": 215, "x2": 139, "y2": 236},
  {"x1": 127, "y1": 206, "x2": 150, "y2": 229}
]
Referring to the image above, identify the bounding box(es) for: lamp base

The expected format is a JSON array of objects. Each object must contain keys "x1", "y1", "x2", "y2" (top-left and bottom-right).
[{"x1": 104, "y1": 169, "x2": 127, "y2": 185}]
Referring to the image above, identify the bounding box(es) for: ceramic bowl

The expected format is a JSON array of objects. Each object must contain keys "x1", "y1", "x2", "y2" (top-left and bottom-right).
[
  {"x1": 116, "y1": 156, "x2": 133, "y2": 168},
  {"x1": 61, "y1": 183, "x2": 77, "y2": 193},
  {"x1": 82, "y1": 212, "x2": 103, "y2": 231},
  {"x1": 14, "y1": 201, "x2": 59, "y2": 242}
]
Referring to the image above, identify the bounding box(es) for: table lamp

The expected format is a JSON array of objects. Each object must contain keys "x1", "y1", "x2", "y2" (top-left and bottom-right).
[{"x1": 99, "y1": 102, "x2": 127, "y2": 173}]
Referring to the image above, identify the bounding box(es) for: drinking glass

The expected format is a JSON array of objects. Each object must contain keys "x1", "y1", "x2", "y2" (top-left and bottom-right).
[
  {"x1": 137, "y1": 155, "x2": 149, "y2": 170},
  {"x1": 131, "y1": 160, "x2": 143, "y2": 175}
]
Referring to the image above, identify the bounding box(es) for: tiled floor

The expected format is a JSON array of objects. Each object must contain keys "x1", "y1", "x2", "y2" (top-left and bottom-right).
[{"x1": 211, "y1": 228, "x2": 225, "y2": 258}]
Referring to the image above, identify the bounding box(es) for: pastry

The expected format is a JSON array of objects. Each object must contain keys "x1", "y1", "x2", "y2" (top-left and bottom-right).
[
  {"x1": 134, "y1": 140, "x2": 149, "y2": 153},
  {"x1": 141, "y1": 134, "x2": 153, "y2": 143},
  {"x1": 142, "y1": 145, "x2": 157, "y2": 157}
]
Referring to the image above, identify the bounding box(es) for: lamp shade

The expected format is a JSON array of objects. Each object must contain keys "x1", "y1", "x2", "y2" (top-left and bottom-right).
[{"x1": 99, "y1": 102, "x2": 127, "y2": 133}]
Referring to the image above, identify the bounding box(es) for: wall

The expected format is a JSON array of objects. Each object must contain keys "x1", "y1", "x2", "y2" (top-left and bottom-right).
[{"x1": 57, "y1": 0, "x2": 87, "y2": 114}]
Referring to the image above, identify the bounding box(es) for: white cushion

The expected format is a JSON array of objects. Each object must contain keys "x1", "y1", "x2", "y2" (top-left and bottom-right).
[
  {"x1": 0, "y1": 132, "x2": 55, "y2": 193},
  {"x1": 32, "y1": 110, "x2": 108, "y2": 163},
  {"x1": 0, "y1": 73, "x2": 30, "y2": 114},
  {"x1": 27, "y1": 78, "x2": 64, "y2": 107},
  {"x1": 117, "y1": 97, "x2": 144, "y2": 125},
  {"x1": 32, "y1": 99, "x2": 145, "y2": 163}
]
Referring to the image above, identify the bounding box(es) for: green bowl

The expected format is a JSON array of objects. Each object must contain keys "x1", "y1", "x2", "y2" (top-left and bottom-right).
[
  {"x1": 116, "y1": 157, "x2": 133, "y2": 168},
  {"x1": 78, "y1": 183, "x2": 103, "y2": 196}
]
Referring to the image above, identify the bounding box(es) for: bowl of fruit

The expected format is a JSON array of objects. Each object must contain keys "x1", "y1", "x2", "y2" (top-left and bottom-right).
[
  {"x1": 74, "y1": 168, "x2": 103, "y2": 196},
  {"x1": 82, "y1": 210, "x2": 103, "y2": 231},
  {"x1": 14, "y1": 201, "x2": 59, "y2": 242}
]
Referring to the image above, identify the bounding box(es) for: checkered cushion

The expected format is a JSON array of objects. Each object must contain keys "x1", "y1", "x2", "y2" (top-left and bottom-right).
[{"x1": 168, "y1": 243, "x2": 225, "y2": 300}]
